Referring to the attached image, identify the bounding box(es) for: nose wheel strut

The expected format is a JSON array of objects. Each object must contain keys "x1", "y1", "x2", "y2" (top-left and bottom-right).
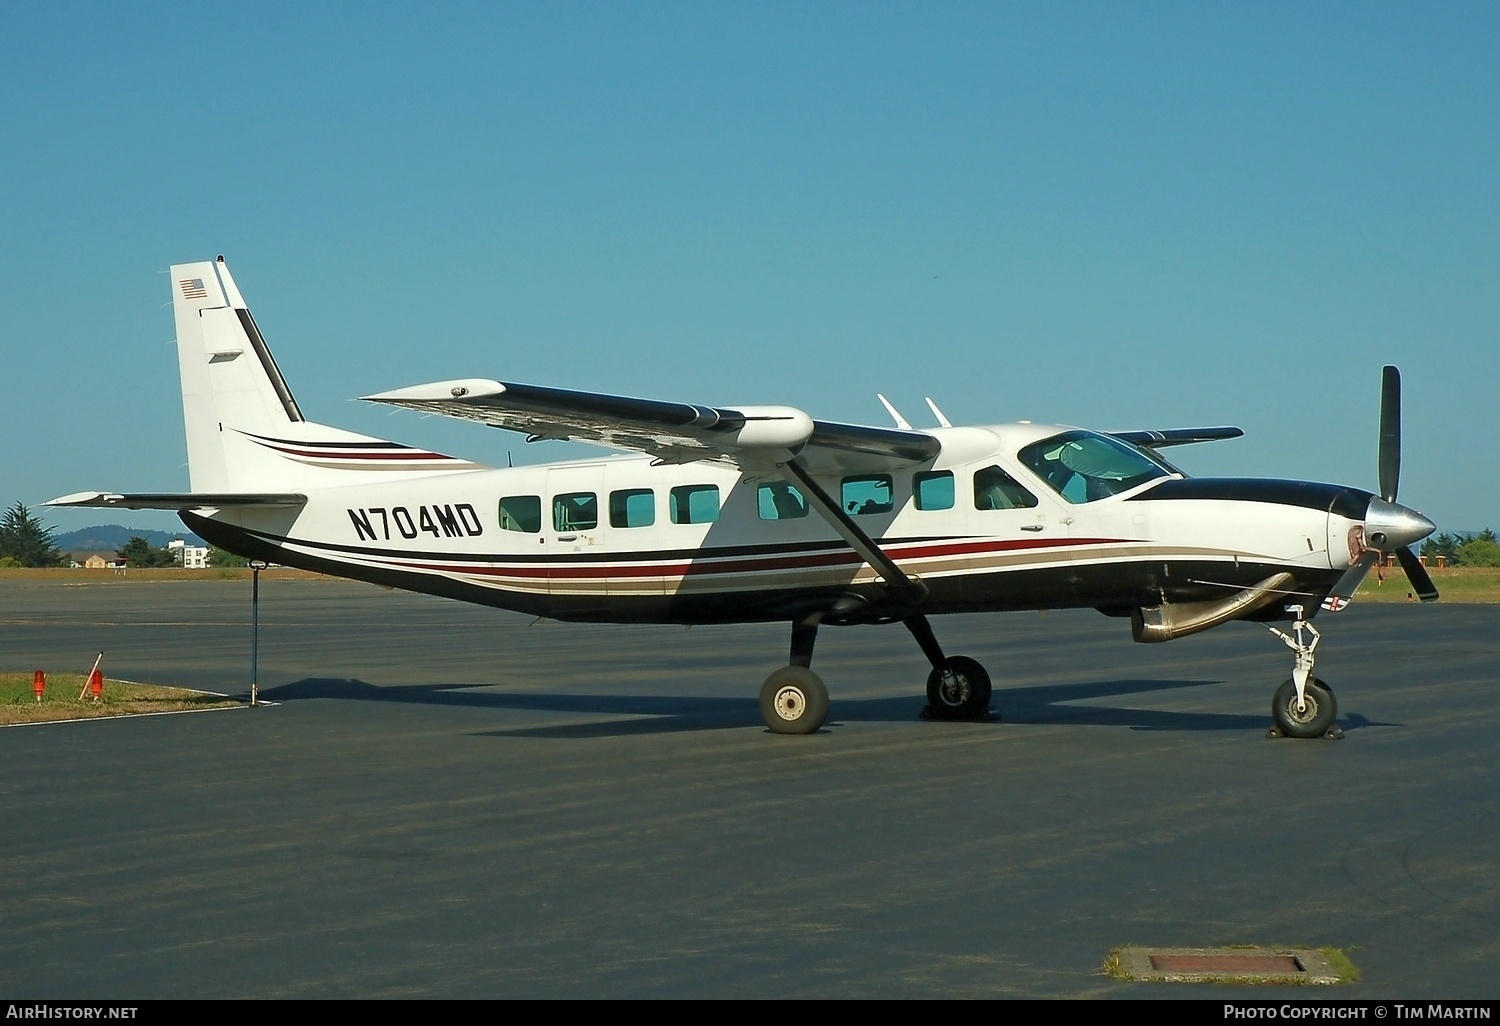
[{"x1": 1265, "y1": 606, "x2": 1342, "y2": 740}]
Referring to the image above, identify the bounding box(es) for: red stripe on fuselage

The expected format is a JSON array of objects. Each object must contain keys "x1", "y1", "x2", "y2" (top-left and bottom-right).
[{"x1": 341, "y1": 535, "x2": 1127, "y2": 580}]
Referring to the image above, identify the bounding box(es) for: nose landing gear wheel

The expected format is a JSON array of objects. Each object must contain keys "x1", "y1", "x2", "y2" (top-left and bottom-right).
[
  {"x1": 1271, "y1": 677, "x2": 1337, "y2": 738},
  {"x1": 924, "y1": 656, "x2": 992, "y2": 721},
  {"x1": 759, "y1": 666, "x2": 829, "y2": 735}
]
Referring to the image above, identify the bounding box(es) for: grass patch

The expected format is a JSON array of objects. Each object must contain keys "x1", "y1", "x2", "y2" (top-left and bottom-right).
[
  {"x1": 1354, "y1": 566, "x2": 1500, "y2": 603},
  {"x1": 1320, "y1": 946, "x2": 1362, "y2": 984},
  {"x1": 0, "y1": 567, "x2": 324, "y2": 582},
  {"x1": 0, "y1": 672, "x2": 240, "y2": 725}
]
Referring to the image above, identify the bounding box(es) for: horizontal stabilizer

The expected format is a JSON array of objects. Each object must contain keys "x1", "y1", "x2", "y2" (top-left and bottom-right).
[
  {"x1": 47, "y1": 491, "x2": 307, "y2": 511},
  {"x1": 1110, "y1": 427, "x2": 1244, "y2": 449}
]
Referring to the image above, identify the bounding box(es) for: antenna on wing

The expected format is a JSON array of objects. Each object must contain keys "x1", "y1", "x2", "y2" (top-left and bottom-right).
[
  {"x1": 876, "y1": 394, "x2": 912, "y2": 430},
  {"x1": 924, "y1": 397, "x2": 953, "y2": 428}
]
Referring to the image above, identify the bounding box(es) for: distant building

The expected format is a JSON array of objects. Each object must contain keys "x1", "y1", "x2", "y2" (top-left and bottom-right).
[
  {"x1": 74, "y1": 553, "x2": 128, "y2": 570},
  {"x1": 168, "y1": 539, "x2": 210, "y2": 569}
]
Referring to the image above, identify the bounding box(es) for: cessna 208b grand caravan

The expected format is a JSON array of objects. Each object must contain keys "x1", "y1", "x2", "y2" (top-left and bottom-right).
[{"x1": 52, "y1": 257, "x2": 1439, "y2": 737}]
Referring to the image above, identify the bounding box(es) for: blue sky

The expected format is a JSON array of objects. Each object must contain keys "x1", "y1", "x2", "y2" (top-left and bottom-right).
[{"x1": 3, "y1": 2, "x2": 1496, "y2": 535}]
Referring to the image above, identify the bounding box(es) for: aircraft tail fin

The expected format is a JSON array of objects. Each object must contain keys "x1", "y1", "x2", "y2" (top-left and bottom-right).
[{"x1": 172, "y1": 258, "x2": 483, "y2": 492}]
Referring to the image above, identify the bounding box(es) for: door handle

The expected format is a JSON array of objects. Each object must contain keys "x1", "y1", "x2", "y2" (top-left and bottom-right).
[{"x1": 1021, "y1": 525, "x2": 1044, "y2": 532}]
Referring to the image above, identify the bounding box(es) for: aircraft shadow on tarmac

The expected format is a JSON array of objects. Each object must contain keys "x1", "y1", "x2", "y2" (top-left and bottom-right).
[{"x1": 260, "y1": 676, "x2": 1386, "y2": 738}]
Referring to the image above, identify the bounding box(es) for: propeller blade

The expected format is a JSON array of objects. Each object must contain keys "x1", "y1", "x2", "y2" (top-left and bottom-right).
[
  {"x1": 1324, "y1": 549, "x2": 1381, "y2": 609},
  {"x1": 1395, "y1": 545, "x2": 1440, "y2": 602},
  {"x1": 1379, "y1": 365, "x2": 1401, "y2": 502}
]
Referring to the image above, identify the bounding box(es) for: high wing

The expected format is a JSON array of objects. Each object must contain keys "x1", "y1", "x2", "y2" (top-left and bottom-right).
[
  {"x1": 47, "y1": 491, "x2": 307, "y2": 510},
  {"x1": 1109, "y1": 427, "x2": 1244, "y2": 448},
  {"x1": 362, "y1": 378, "x2": 941, "y2": 474}
]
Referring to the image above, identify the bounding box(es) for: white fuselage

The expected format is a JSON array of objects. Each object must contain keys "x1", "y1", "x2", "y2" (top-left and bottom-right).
[{"x1": 188, "y1": 423, "x2": 1358, "y2": 625}]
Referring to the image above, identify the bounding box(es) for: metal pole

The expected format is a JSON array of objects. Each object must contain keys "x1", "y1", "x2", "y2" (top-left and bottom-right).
[
  {"x1": 250, "y1": 561, "x2": 268, "y2": 707},
  {"x1": 250, "y1": 566, "x2": 259, "y2": 707}
]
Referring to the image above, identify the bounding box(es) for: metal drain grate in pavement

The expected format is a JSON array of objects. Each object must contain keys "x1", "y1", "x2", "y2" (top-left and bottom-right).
[{"x1": 1109, "y1": 947, "x2": 1346, "y2": 985}]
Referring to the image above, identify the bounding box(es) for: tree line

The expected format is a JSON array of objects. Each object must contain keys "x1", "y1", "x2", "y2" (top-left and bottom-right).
[
  {"x1": 0, "y1": 502, "x2": 247, "y2": 568},
  {"x1": 1421, "y1": 529, "x2": 1500, "y2": 568}
]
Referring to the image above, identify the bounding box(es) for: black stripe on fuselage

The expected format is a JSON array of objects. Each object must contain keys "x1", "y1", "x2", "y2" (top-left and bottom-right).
[
  {"x1": 1131, "y1": 478, "x2": 1371, "y2": 519},
  {"x1": 240, "y1": 432, "x2": 410, "y2": 450},
  {"x1": 183, "y1": 512, "x2": 1338, "y2": 627}
]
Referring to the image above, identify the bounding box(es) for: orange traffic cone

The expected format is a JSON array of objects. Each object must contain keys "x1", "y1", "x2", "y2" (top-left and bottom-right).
[{"x1": 33, "y1": 670, "x2": 45, "y2": 702}]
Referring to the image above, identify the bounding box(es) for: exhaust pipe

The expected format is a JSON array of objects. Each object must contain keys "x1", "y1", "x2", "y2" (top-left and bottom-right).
[{"x1": 1132, "y1": 572, "x2": 1296, "y2": 643}]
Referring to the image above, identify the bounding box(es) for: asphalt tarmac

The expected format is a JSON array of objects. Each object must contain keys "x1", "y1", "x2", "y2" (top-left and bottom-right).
[{"x1": 1, "y1": 576, "x2": 1496, "y2": 998}]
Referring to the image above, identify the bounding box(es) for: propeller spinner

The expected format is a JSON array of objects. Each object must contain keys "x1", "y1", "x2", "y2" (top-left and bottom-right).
[{"x1": 1326, "y1": 366, "x2": 1439, "y2": 606}]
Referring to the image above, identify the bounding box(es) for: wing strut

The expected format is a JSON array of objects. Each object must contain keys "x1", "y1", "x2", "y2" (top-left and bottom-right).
[{"x1": 779, "y1": 458, "x2": 929, "y2": 606}]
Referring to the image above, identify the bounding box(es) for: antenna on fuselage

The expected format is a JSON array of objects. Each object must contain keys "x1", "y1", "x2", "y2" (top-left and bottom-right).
[
  {"x1": 876, "y1": 394, "x2": 912, "y2": 430},
  {"x1": 924, "y1": 397, "x2": 953, "y2": 428}
]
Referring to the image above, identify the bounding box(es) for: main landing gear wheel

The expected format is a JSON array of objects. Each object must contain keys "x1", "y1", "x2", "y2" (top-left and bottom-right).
[
  {"x1": 760, "y1": 666, "x2": 829, "y2": 735},
  {"x1": 924, "y1": 656, "x2": 992, "y2": 721},
  {"x1": 1271, "y1": 677, "x2": 1337, "y2": 739}
]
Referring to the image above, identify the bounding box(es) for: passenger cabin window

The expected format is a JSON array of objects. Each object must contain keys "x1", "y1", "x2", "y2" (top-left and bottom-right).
[
  {"x1": 553, "y1": 492, "x2": 598, "y2": 531},
  {"x1": 499, "y1": 495, "x2": 542, "y2": 533},
  {"x1": 1017, "y1": 431, "x2": 1171, "y2": 504},
  {"x1": 609, "y1": 488, "x2": 655, "y2": 528},
  {"x1": 758, "y1": 482, "x2": 809, "y2": 520},
  {"x1": 669, "y1": 484, "x2": 720, "y2": 524},
  {"x1": 973, "y1": 466, "x2": 1038, "y2": 510},
  {"x1": 842, "y1": 475, "x2": 893, "y2": 515},
  {"x1": 913, "y1": 471, "x2": 955, "y2": 511}
]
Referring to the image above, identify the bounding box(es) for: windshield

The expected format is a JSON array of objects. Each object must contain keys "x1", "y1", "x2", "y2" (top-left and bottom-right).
[{"x1": 1017, "y1": 430, "x2": 1173, "y2": 504}]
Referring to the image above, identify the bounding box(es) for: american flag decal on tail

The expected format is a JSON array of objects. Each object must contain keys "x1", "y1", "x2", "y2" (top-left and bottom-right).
[{"x1": 179, "y1": 278, "x2": 209, "y2": 300}]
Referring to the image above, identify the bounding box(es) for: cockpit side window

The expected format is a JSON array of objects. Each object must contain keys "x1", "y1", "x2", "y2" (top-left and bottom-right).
[
  {"x1": 1017, "y1": 431, "x2": 1171, "y2": 504},
  {"x1": 973, "y1": 466, "x2": 1037, "y2": 510}
]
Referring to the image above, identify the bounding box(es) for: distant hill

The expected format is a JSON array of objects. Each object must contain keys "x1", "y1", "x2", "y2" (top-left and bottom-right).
[{"x1": 54, "y1": 525, "x2": 205, "y2": 552}]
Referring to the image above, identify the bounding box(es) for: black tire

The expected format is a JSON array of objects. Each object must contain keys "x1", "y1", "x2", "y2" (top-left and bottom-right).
[
  {"x1": 1271, "y1": 677, "x2": 1337, "y2": 738},
  {"x1": 925, "y1": 656, "x2": 992, "y2": 720},
  {"x1": 759, "y1": 666, "x2": 829, "y2": 735}
]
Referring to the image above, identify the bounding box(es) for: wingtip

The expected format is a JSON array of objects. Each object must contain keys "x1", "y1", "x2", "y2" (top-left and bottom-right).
[
  {"x1": 361, "y1": 378, "x2": 506, "y2": 403},
  {"x1": 45, "y1": 491, "x2": 119, "y2": 507}
]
